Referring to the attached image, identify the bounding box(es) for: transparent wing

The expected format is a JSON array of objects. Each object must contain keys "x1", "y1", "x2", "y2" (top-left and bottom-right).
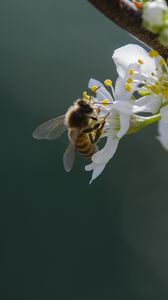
[
  {"x1": 32, "y1": 115, "x2": 66, "y2": 140},
  {"x1": 63, "y1": 143, "x2": 76, "y2": 172}
]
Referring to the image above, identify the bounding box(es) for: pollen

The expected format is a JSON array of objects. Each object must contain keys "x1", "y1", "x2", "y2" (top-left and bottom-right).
[
  {"x1": 104, "y1": 79, "x2": 112, "y2": 86},
  {"x1": 163, "y1": 88, "x2": 168, "y2": 98},
  {"x1": 159, "y1": 58, "x2": 165, "y2": 66},
  {"x1": 127, "y1": 78, "x2": 133, "y2": 84},
  {"x1": 151, "y1": 72, "x2": 155, "y2": 76},
  {"x1": 150, "y1": 85, "x2": 160, "y2": 94},
  {"x1": 102, "y1": 99, "x2": 110, "y2": 106},
  {"x1": 138, "y1": 59, "x2": 144, "y2": 65},
  {"x1": 124, "y1": 82, "x2": 132, "y2": 92},
  {"x1": 149, "y1": 50, "x2": 159, "y2": 57},
  {"x1": 82, "y1": 91, "x2": 90, "y2": 101},
  {"x1": 129, "y1": 68, "x2": 134, "y2": 75},
  {"x1": 159, "y1": 76, "x2": 165, "y2": 81},
  {"x1": 91, "y1": 85, "x2": 98, "y2": 93}
]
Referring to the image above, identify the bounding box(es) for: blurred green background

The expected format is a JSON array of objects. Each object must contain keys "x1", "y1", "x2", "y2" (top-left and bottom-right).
[{"x1": 1, "y1": 0, "x2": 168, "y2": 299}]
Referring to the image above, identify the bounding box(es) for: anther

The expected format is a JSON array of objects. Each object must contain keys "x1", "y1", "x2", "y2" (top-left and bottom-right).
[
  {"x1": 129, "y1": 68, "x2": 134, "y2": 75},
  {"x1": 124, "y1": 82, "x2": 132, "y2": 92},
  {"x1": 159, "y1": 58, "x2": 165, "y2": 66},
  {"x1": 102, "y1": 99, "x2": 110, "y2": 106},
  {"x1": 82, "y1": 91, "x2": 90, "y2": 101},
  {"x1": 104, "y1": 79, "x2": 112, "y2": 86},
  {"x1": 149, "y1": 50, "x2": 159, "y2": 57},
  {"x1": 138, "y1": 59, "x2": 144, "y2": 65},
  {"x1": 90, "y1": 85, "x2": 98, "y2": 92}
]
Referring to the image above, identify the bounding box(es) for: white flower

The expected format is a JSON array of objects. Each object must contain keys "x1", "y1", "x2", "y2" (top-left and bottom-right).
[
  {"x1": 85, "y1": 78, "x2": 150, "y2": 183},
  {"x1": 159, "y1": 27, "x2": 168, "y2": 46},
  {"x1": 113, "y1": 43, "x2": 168, "y2": 152},
  {"x1": 143, "y1": 0, "x2": 168, "y2": 33},
  {"x1": 157, "y1": 106, "x2": 168, "y2": 149}
]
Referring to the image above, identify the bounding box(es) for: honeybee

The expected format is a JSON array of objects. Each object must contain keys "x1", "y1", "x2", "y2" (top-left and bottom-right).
[{"x1": 32, "y1": 99, "x2": 107, "y2": 172}]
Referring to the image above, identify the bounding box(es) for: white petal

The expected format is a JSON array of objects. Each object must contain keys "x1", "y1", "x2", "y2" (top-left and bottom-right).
[
  {"x1": 85, "y1": 162, "x2": 107, "y2": 184},
  {"x1": 114, "y1": 76, "x2": 131, "y2": 102},
  {"x1": 160, "y1": 106, "x2": 168, "y2": 122},
  {"x1": 157, "y1": 120, "x2": 168, "y2": 150},
  {"x1": 135, "y1": 95, "x2": 161, "y2": 114},
  {"x1": 92, "y1": 135, "x2": 119, "y2": 164},
  {"x1": 114, "y1": 64, "x2": 141, "y2": 101},
  {"x1": 88, "y1": 78, "x2": 113, "y2": 102},
  {"x1": 112, "y1": 44, "x2": 158, "y2": 78},
  {"x1": 117, "y1": 113, "x2": 130, "y2": 139},
  {"x1": 112, "y1": 101, "x2": 133, "y2": 115}
]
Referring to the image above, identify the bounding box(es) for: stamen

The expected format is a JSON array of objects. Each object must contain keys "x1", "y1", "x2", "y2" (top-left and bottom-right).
[
  {"x1": 159, "y1": 58, "x2": 165, "y2": 66},
  {"x1": 163, "y1": 89, "x2": 168, "y2": 98},
  {"x1": 104, "y1": 79, "x2": 112, "y2": 86},
  {"x1": 82, "y1": 91, "x2": 90, "y2": 101},
  {"x1": 102, "y1": 99, "x2": 110, "y2": 106},
  {"x1": 148, "y1": 50, "x2": 159, "y2": 57},
  {"x1": 127, "y1": 78, "x2": 133, "y2": 84},
  {"x1": 124, "y1": 82, "x2": 132, "y2": 92},
  {"x1": 150, "y1": 85, "x2": 160, "y2": 94},
  {"x1": 159, "y1": 76, "x2": 165, "y2": 81},
  {"x1": 91, "y1": 85, "x2": 98, "y2": 92},
  {"x1": 138, "y1": 59, "x2": 144, "y2": 65},
  {"x1": 129, "y1": 68, "x2": 134, "y2": 75}
]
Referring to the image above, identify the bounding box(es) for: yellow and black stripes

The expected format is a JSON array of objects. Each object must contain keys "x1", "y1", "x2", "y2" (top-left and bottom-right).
[{"x1": 75, "y1": 133, "x2": 96, "y2": 158}]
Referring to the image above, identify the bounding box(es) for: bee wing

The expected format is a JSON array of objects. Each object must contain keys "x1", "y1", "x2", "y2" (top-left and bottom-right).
[
  {"x1": 63, "y1": 128, "x2": 80, "y2": 172},
  {"x1": 63, "y1": 143, "x2": 76, "y2": 172},
  {"x1": 32, "y1": 115, "x2": 66, "y2": 140}
]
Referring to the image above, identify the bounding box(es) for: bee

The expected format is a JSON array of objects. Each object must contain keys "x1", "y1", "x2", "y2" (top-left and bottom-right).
[{"x1": 32, "y1": 98, "x2": 107, "y2": 172}]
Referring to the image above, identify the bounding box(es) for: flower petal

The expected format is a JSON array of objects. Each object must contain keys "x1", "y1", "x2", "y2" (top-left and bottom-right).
[
  {"x1": 85, "y1": 162, "x2": 107, "y2": 184},
  {"x1": 135, "y1": 95, "x2": 161, "y2": 114},
  {"x1": 112, "y1": 44, "x2": 158, "y2": 78},
  {"x1": 112, "y1": 100, "x2": 133, "y2": 115},
  {"x1": 160, "y1": 105, "x2": 168, "y2": 121},
  {"x1": 114, "y1": 64, "x2": 141, "y2": 101},
  {"x1": 157, "y1": 120, "x2": 168, "y2": 150},
  {"x1": 92, "y1": 135, "x2": 119, "y2": 164},
  {"x1": 88, "y1": 78, "x2": 113, "y2": 102},
  {"x1": 117, "y1": 113, "x2": 130, "y2": 139}
]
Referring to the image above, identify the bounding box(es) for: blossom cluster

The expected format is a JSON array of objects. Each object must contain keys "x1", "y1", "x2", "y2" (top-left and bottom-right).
[
  {"x1": 85, "y1": 44, "x2": 168, "y2": 183},
  {"x1": 142, "y1": 0, "x2": 168, "y2": 46}
]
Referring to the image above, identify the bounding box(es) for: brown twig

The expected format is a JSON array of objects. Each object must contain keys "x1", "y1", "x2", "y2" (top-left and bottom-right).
[{"x1": 87, "y1": 0, "x2": 168, "y2": 59}]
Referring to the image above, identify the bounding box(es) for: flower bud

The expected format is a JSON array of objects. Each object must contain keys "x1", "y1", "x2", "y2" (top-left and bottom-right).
[
  {"x1": 143, "y1": 0, "x2": 168, "y2": 33},
  {"x1": 159, "y1": 27, "x2": 168, "y2": 46}
]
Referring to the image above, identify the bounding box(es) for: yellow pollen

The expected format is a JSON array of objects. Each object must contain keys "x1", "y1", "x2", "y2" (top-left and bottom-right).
[
  {"x1": 151, "y1": 72, "x2": 155, "y2": 76},
  {"x1": 90, "y1": 85, "x2": 98, "y2": 92},
  {"x1": 159, "y1": 76, "x2": 165, "y2": 81},
  {"x1": 163, "y1": 88, "x2": 168, "y2": 98},
  {"x1": 148, "y1": 50, "x2": 159, "y2": 57},
  {"x1": 150, "y1": 85, "x2": 160, "y2": 94},
  {"x1": 129, "y1": 68, "x2": 134, "y2": 75},
  {"x1": 104, "y1": 79, "x2": 112, "y2": 86},
  {"x1": 82, "y1": 91, "x2": 90, "y2": 101},
  {"x1": 138, "y1": 59, "x2": 144, "y2": 64},
  {"x1": 127, "y1": 78, "x2": 133, "y2": 83},
  {"x1": 102, "y1": 99, "x2": 110, "y2": 106},
  {"x1": 159, "y1": 58, "x2": 165, "y2": 66},
  {"x1": 124, "y1": 82, "x2": 132, "y2": 92}
]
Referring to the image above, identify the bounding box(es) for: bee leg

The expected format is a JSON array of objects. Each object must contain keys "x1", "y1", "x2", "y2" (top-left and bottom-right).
[
  {"x1": 93, "y1": 113, "x2": 110, "y2": 143},
  {"x1": 89, "y1": 116, "x2": 98, "y2": 121},
  {"x1": 93, "y1": 120, "x2": 106, "y2": 143},
  {"x1": 89, "y1": 133, "x2": 94, "y2": 144}
]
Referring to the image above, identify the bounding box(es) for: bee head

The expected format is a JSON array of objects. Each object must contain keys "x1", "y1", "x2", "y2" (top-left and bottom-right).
[{"x1": 77, "y1": 99, "x2": 93, "y2": 114}]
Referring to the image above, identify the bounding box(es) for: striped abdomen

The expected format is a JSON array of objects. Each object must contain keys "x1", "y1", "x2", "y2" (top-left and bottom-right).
[{"x1": 75, "y1": 132, "x2": 97, "y2": 158}]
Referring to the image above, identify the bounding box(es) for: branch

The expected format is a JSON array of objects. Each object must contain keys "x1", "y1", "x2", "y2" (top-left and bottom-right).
[{"x1": 87, "y1": 0, "x2": 168, "y2": 59}]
